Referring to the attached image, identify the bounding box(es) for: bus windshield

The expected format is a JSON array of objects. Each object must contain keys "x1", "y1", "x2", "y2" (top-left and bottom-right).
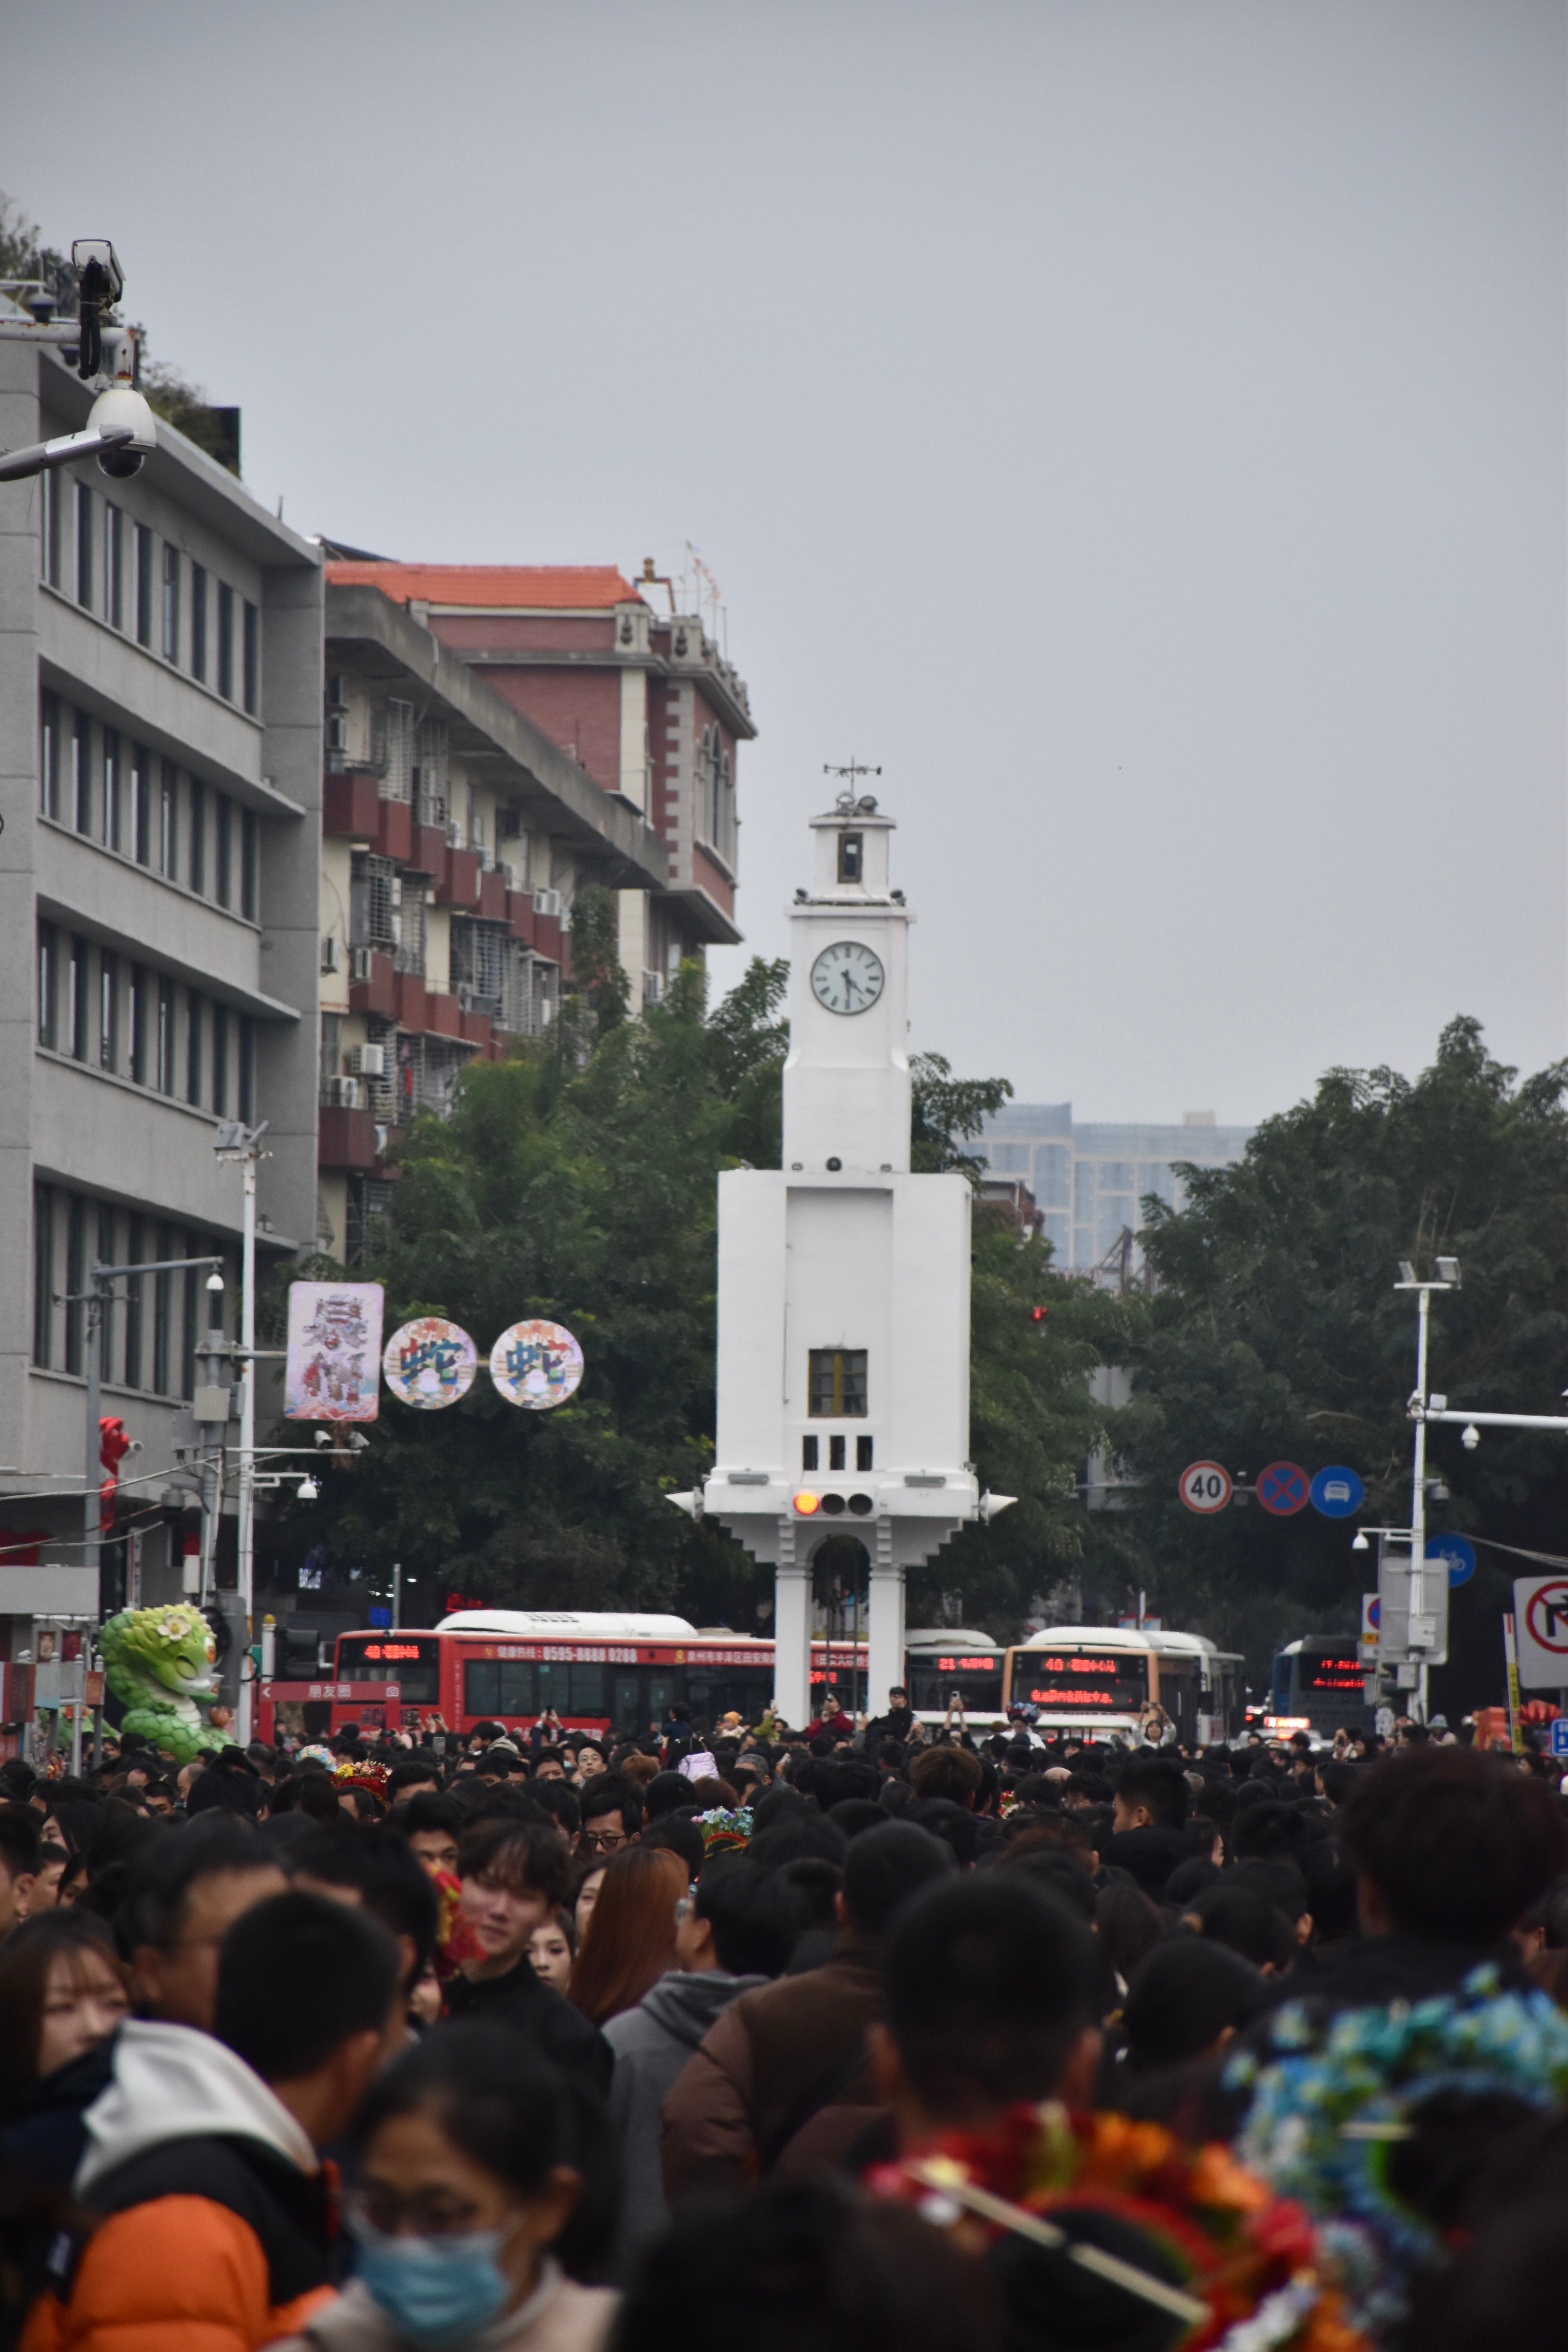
[
  {"x1": 1013, "y1": 1647, "x2": 1148, "y2": 1716},
  {"x1": 337, "y1": 1634, "x2": 441, "y2": 1705}
]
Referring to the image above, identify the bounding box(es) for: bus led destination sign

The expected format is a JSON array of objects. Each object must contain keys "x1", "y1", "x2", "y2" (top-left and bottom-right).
[{"x1": 1025, "y1": 1651, "x2": 1147, "y2": 1712}]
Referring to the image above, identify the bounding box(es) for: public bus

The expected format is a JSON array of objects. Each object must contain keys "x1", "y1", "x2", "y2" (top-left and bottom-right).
[
  {"x1": 1000, "y1": 1626, "x2": 1245, "y2": 1745},
  {"x1": 1269, "y1": 1637, "x2": 1372, "y2": 1739},
  {"x1": 255, "y1": 1613, "x2": 1014, "y2": 1743}
]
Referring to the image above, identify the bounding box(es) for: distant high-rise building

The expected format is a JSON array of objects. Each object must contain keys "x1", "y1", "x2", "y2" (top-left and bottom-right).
[{"x1": 980, "y1": 1104, "x2": 1253, "y2": 1274}]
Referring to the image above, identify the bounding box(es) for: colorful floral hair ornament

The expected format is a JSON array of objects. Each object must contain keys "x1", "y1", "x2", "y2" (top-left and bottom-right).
[
  {"x1": 696, "y1": 1805, "x2": 752, "y2": 1857},
  {"x1": 1227, "y1": 1965, "x2": 1568, "y2": 2335},
  {"x1": 867, "y1": 2102, "x2": 1367, "y2": 2352}
]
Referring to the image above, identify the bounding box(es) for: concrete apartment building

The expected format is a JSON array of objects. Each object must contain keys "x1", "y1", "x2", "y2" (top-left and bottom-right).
[
  {"x1": 0, "y1": 322, "x2": 323, "y2": 1648},
  {"x1": 316, "y1": 562, "x2": 755, "y2": 1260},
  {"x1": 980, "y1": 1102, "x2": 1254, "y2": 1274}
]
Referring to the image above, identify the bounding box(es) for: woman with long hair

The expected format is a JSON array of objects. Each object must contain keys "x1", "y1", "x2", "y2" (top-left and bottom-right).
[
  {"x1": 568, "y1": 1847, "x2": 686, "y2": 2029},
  {"x1": 0, "y1": 1909, "x2": 130, "y2": 2138},
  {"x1": 0, "y1": 1910, "x2": 132, "y2": 2344}
]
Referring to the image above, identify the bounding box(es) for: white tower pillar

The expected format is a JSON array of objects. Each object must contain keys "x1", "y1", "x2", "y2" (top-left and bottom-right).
[{"x1": 685, "y1": 790, "x2": 990, "y2": 1732}]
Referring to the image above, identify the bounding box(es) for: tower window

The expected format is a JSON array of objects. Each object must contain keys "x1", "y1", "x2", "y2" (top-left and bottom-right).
[
  {"x1": 857, "y1": 1435, "x2": 874, "y2": 1471},
  {"x1": 829, "y1": 1434, "x2": 846, "y2": 1472},
  {"x1": 837, "y1": 832, "x2": 862, "y2": 884},
  {"x1": 809, "y1": 1348, "x2": 867, "y2": 1418},
  {"x1": 801, "y1": 1436, "x2": 818, "y2": 1472}
]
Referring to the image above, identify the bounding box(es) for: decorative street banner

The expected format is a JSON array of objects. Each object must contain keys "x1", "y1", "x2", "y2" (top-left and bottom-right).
[
  {"x1": 383, "y1": 1317, "x2": 478, "y2": 1410},
  {"x1": 285, "y1": 1281, "x2": 384, "y2": 1421},
  {"x1": 489, "y1": 1319, "x2": 584, "y2": 1410}
]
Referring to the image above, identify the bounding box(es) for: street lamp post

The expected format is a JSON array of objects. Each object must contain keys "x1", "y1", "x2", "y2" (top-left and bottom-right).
[
  {"x1": 214, "y1": 1121, "x2": 269, "y2": 1744},
  {"x1": 1391, "y1": 1256, "x2": 1461, "y2": 1720}
]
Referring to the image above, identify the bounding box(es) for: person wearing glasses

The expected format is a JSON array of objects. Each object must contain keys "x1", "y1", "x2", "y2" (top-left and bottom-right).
[{"x1": 578, "y1": 1777, "x2": 643, "y2": 1860}]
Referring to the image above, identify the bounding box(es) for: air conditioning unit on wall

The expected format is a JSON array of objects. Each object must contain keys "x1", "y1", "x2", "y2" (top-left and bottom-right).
[
  {"x1": 533, "y1": 889, "x2": 562, "y2": 919},
  {"x1": 347, "y1": 1044, "x2": 386, "y2": 1078}
]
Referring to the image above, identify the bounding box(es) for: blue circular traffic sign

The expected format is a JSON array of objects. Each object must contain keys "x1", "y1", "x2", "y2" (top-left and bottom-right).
[
  {"x1": 1257, "y1": 1461, "x2": 1310, "y2": 1516},
  {"x1": 1426, "y1": 1534, "x2": 1475, "y2": 1588},
  {"x1": 1310, "y1": 1465, "x2": 1366, "y2": 1519}
]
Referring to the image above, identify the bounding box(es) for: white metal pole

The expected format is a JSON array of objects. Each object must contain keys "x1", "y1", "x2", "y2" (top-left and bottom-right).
[
  {"x1": 1411, "y1": 1286, "x2": 1430, "y2": 1722},
  {"x1": 392, "y1": 1560, "x2": 401, "y2": 1631},
  {"x1": 236, "y1": 1151, "x2": 257, "y2": 1744}
]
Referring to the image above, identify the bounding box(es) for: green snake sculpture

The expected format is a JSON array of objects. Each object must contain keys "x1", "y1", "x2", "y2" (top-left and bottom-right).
[{"x1": 99, "y1": 1603, "x2": 228, "y2": 1764}]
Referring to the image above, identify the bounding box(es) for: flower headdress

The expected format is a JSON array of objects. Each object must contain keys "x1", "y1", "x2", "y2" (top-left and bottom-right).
[
  {"x1": 1227, "y1": 1965, "x2": 1568, "y2": 2334},
  {"x1": 869, "y1": 2102, "x2": 1365, "y2": 2352}
]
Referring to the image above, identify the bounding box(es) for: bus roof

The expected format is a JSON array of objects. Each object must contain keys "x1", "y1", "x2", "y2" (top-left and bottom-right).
[
  {"x1": 434, "y1": 1609, "x2": 699, "y2": 1640},
  {"x1": 1018, "y1": 1624, "x2": 1230, "y2": 1657},
  {"x1": 904, "y1": 1629, "x2": 999, "y2": 1651}
]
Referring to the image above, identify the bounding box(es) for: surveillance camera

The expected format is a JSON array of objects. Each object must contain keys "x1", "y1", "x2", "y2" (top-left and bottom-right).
[
  {"x1": 88, "y1": 385, "x2": 155, "y2": 478},
  {"x1": 314, "y1": 1428, "x2": 332, "y2": 1447},
  {"x1": 1461, "y1": 1424, "x2": 1480, "y2": 1450},
  {"x1": 296, "y1": 1475, "x2": 319, "y2": 1502}
]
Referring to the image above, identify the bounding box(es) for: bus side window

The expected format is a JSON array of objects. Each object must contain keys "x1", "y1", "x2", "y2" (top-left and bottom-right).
[
  {"x1": 465, "y1": 1660, "x2": 500, "y2": 1717},
  {"x1": 569, "y1": 1663, "x2": 605, "y2": 1715},
  {"x1": 499, "y1": 1659, "x2": 536, "y2": 1714}
]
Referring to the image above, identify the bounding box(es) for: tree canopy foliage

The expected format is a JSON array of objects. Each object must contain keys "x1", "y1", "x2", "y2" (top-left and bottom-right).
[
  {"x1": 283, "y1": 913, "x2": 1129, "y2": 1636},
  {"x1": 1096, "y1": 1018, "x2": 1568, "y2": 1710}
]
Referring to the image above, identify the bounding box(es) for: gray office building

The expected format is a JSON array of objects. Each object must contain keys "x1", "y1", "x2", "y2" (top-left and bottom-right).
[
  {"x1": 981, "y1": 1103, "x2": 1254, "y2": 1273},
  {"x1": 0, "y1": 314, "x2": 321, "y2": 1646}
]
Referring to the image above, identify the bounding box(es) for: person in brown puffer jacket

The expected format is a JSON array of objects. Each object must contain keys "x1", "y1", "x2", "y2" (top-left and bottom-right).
[{"x1": 660, "y1": 1822, "x2": 953, "y2": 2198}]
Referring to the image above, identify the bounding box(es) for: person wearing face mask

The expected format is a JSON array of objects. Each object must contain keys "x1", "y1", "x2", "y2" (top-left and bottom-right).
[{"x1": 273, "y1": 2024, "x2": 616, "y2": 2352}]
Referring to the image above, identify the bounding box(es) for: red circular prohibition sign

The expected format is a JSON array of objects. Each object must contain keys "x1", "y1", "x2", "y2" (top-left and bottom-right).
[
  {"x1": 1525, "y1": 1582, "x2": 1568, "y2": 1657},
  {"x1": 1257, "y1": 1461, "x2": 1310, "y2": 1517}
]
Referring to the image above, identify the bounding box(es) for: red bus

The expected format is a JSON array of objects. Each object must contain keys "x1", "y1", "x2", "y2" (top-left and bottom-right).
[{"x1": 254, "y1": 1612, "x2": 1013, "y2": 1745}]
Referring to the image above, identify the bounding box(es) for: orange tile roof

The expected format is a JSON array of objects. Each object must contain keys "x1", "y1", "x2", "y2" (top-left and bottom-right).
[{"x1": 323, "y1": 562, "x2": 643, "y2": 610}]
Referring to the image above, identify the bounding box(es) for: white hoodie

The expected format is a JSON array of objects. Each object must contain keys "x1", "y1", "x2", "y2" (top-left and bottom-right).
[{"x1": 76, "y1": 2017, "x2": 315, "y2": 2196}]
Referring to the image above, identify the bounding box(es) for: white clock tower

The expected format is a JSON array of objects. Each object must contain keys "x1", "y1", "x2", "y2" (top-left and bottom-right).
[{"x1": 675, "y1": 790, "x2": 1007, "y2": 1726}]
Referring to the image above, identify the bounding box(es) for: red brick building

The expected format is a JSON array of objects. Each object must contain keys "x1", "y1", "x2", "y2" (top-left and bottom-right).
[{"x1": 314, "y1": 563, "x2": 754, "y2": 1259}]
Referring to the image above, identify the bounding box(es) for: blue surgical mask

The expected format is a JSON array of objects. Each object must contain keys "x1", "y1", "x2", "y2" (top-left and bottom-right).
[{"x1": 351, "y1": 2225, "x2": 511, "y2": 2348}]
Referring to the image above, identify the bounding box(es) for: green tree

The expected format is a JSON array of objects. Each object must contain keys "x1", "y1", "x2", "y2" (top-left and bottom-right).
[{"x1": 1099, "y1": 1018, "x2": 1568, "y2": 1710}]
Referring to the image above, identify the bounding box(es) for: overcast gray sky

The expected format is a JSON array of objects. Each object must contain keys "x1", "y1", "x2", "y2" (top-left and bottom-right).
[{"x1": 5, "y1": 0, "x2": 1562, "y2": 1124}]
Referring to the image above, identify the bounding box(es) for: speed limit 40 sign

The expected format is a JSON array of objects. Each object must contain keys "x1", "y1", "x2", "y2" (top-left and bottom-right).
[{"x1": 1179, "y1": 1461, "x2": 1233, "y2": 1514}]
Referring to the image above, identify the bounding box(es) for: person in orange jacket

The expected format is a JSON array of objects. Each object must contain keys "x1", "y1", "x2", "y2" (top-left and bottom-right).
[{"x1": 23, "y1": 1891, "x2": 401, "y2": 2352}]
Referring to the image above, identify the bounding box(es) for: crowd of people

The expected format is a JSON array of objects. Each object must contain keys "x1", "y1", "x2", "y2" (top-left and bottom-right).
[{"x1": 1, "y1": 1686, "x2": 1566, "y2": 2352}]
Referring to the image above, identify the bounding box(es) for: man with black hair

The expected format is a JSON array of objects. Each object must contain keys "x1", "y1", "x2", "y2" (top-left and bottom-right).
[
  {"x1": 1283, "y1": 1744, "x2": 1566, "y2": 2011},
  {"x1": 122, "y1": 1813, "x2": 288, "y2": 2029},
  {"x1": 35, "y1": 1893, "x2": 399, "y2": 2352},
  {"x1": 385, "y1": 1758, "x2": 442, "y2": 1804},
  {"x1": 870, "y1": 1875, "x2": 1101, "y2": 2140},
  {"x1": 604, "y1": 1862, "x2": 812, "y2": 2278},
  {"x1": 0, "y1": 1800, "x2": 41, "y2": 1943},
  {"x1": 389, "y1": 1789, "x2": 463, "y2": 1877},
  {"x1": 663, "y1": 1820, "x2": 954, "y2": 2197},
  {"x1": 643, "y1": 1813, "x2": 706, "y2": 1880},
  {"x1": 1105, "y1": 1753, "x2": 1191, "y2": 1900},
  {"x1": 580, "y1": 1773, "x2": 643, "y2": 1856},
  {"x1": 444, "y1": 1818, "x2": 612, "y2": 2092},
  {"x1": 530, "y1": 1776, "x2": 583, "y2": 1849},
  {"x1": 866, "y1": 1686, "x2": 916, "y2": 1745}
]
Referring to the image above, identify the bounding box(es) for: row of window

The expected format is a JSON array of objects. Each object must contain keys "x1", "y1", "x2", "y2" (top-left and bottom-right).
[
  {"x1": 38, "y1": 924, "x2": 256, "y2": 1118},
  {"x1": 33, "y1": 1185, "x2": 230, "y2": 1399},
  {"x1": 42, "y1": 476, "x2": 260, "y2": 711},
  {"x1": 40, "y1": 696, "x2": 260, "y2": 918}
]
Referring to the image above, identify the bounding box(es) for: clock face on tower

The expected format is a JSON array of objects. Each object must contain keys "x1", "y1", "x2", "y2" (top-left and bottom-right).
[{"x1": 811, "y1": 939, "x2": 886, "y2": 1016}]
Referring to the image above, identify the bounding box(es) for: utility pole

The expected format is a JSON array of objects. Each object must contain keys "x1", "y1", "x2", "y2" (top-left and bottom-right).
[
  {"x1": 1392, "y1": 1258, "x2": 1459, "y2": 1719},
  {"x1": 215, "y1": 1121, "x2": 269, "y2": 1743}
]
